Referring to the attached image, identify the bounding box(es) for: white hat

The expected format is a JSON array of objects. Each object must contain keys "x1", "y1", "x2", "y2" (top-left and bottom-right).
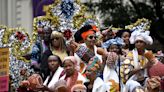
[{"x1": 130, "y1": 31, "x2": 153, "y2": 45}]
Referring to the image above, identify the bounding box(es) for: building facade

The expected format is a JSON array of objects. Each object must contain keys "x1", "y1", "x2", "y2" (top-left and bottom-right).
[{"x1": 0, "y1": 0, "x2": 33, "y2": 36}]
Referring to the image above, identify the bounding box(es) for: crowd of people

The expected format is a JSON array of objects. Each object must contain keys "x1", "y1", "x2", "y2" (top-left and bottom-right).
[{"x1": 15, "y1": 23, "x2": 164, "y2": 92}]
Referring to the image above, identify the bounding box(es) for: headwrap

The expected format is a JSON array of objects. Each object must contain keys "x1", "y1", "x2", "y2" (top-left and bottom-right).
[
  {"x1": 63, "y1": 56, "x2": 79, "y2": 70},
  {"x1": 146, "y1": 76, "x2": 161, "y2": 89},
  {"x1": 63, "y1": 56, "x2": 77, "y2": 64},
  {"x1": 80, "y1": 25, "x2": 99, "y2": 40},
  {"x1": 71, "y1": 81, "x2": 87, "y2": 92},
  {"x1": 129, "y1": 31, "x2": 153, "y2": 45},
  {"x1": 74, "y1": 25, "x2": 93, "y2": 42},
  {"x1": 27, "y1": 74, "x2": 43, "y2": 90},
  {"x1": 51, "y1": 31, "x2": 63, "y2": 39},
  {"x1": 81, "y1": 30, "x2": 95, "y2": 40},
  {"x1": 54, "y1": 80, "x2": 67, "y2": 91},
  {"x1": 86, "y1": 56, "x2": 101, "y2": 72},
  {"x1": 102, "y1": 37, "x2": 125, "y2": 49},
  {"x1": 91, "y1": 25, "x2": 99, "y2": 32}
]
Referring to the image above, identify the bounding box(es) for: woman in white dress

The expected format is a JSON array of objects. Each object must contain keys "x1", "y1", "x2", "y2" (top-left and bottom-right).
[{"x1": 120, "y1": 31, "x2": 154, "y2": 92}]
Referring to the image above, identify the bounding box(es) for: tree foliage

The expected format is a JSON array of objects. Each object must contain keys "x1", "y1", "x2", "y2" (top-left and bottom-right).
[{"x1": 84, "y1": 0, "x2": 164, "y2": 45}]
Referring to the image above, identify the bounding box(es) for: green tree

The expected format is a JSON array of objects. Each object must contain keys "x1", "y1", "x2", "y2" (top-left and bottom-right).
[{"x1": 84, "y1": 0, "x2": 164, "y2": 45}]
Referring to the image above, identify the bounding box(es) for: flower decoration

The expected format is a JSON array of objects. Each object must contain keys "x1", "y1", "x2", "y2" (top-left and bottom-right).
[
  {"x1": 60, "y1": 0, "x2": 75, "y2": 19},
  {"x1": 48, "y1": 0, "x2": 80, "y2": 19},
  {"x1": 42, "y1": 0, "x2": 99, "y2": 42},
  {"x1": 0, "y1": 25, "x2": 34, "y2": 91},
  {"x1": 1, "y1": 27, "x2": 31, "y2": 62},
  {"x1": 15, "y1": 31, "x2": 26, "y2": 42},
  {"x1": 125, "y1": 18, "x2": 151, "y2": 32},
  {"x1": 33, "y1": 16, "x2": 59, "y2": 42},
  {"x1": 73, "y1": 14, "x2": 100, "y2": 29},
  {"x1": 63, "y1": 29, "x2": 72, "y2": 40},
  {"x1": 9, "y1": 55, "x2": 34, "y2": 91},
  {"x1": 45, "y1": 0, "x2": 81, "y2": 32},
  {"x1": 83, "y1": 16, "x2": 99, "y2": 27},
  {"x1": 111, "y1": 27, "x2": 123, "y2": 33}
]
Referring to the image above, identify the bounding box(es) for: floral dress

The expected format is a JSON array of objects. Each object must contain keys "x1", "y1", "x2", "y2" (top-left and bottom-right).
[{"x1": 120, "y1": 49, "x2": 148, "y2": 84}]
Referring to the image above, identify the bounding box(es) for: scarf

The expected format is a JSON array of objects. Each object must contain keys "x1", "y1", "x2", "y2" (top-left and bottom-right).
[{"x1": 65, "y1": 71, "x2": 78, "y2": 92}]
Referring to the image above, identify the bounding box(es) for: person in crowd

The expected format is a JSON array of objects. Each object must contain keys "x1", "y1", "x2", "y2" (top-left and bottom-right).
[
  {"x1": 102, "y1": 52, "x2": 120, "y2": 89},
  {"x1": 30, "y1": 27, "x2": 53, "y2": 81},
  {"x1": 18, "y1": 75, "x2": 42, "y2": 92},
  {"x1": 102, "y1": 37, "x2": 124, "y2": 55},
  {"x1": 102, "y1": 37, "x2": 125, "y2": 68},
  {"x1": 70, "y1": 25, "x2": 103, "y2": 74},
  {"x1": 144, "y1": 50, "x2": 164, "y2": 91},
  {"x1": 20, "y1": 55, "x2": 64, "y2": 92},
  {"x1": 143, "y1": 50, "x2": 164, "y2": 78},
  {"x1": 84, "y1": 56, "x2": 102, "y2": 92},
  {"x1": 120, "y1": 31, "x2": 154, "y2": 92},
  {"x1": 76, "y1": 24, "x2": 102, "y2": 61},
  {"x1": 74, "y1": 25, "x2": 93, "y2": 44},
  {"x1": 84, "y1": 56, "x2": 117, "y2": 92},
  {"x1": 102, "y1": 37, "x2": 125, "y2": 92},
  {"x1": 50, "y1": 31, "x2": 68, "y2": 61},
  {"x1": 54, "y1": 80, "x2": 68, "y2": 92},
  {"x1": 116, "y1": 29, "x2": 134, "y2": 56},
  {"x1": 38, "y1": 55, "x2": 64, "y2": 92},
  {"x1": 155, "y1": 50, "x2": 164, "y2": 63},
  {"x1": 60, "y1": 56, "x2": 87, "y2": 92},
  {"x1": 101, "y1": 27, "x2": 115, "y2": 42},
  {"x1": 71, "y1": 81, "x2": 87, "y2": 92}
]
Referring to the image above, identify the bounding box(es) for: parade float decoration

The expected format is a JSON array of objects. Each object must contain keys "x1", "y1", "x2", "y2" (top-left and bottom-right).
[
  {"x1": 33, "y1": 16, "x2": 59, "y2": 42},
  {"x1": 2, "y1": 27, "x2": 31, "y2": 61},
  {"x1": 119, "y1": 18, "x2": 152, "y2": 83},
  {"x1": 33, "y1": 0, "x2": 100, "y2": 43},
  {"x1": 0, "y1": 25, "x2": 7, "y2": 46},
  {"x1": 0, "y1": 0, "x2": 153, "y2": 91},
  {"x1": 125, "y1": 18, "x2": 151, "y2": 32},
  {"x1": 0, "y1": 26, "x2": 34, "y2": 91}
]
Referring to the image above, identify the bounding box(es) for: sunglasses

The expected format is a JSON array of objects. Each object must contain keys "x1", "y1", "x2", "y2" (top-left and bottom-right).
[
  {"x1": 52, "y1": 37, "x2": 59, "y2": 40},
  {"x1": 88, "y1": 35, "x2": 97, "y2": 39}
]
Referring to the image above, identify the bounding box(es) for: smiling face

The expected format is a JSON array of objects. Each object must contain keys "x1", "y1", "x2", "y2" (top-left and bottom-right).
[
  {"x1": 63, "y1": 59, "x2": 75, "y2": 77},
  {"x1": 85, "y1": 34, "x2": 97, "y2": 46},
  {"x1": 135, "y1": 40, "x2": 146, "y2": 50},
  {"x1": 108, "y1": 44, "x2": 120, "y2": 54},
  {"x1": 122, "y1": 32, "x2": 130, "y2": 45}
]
